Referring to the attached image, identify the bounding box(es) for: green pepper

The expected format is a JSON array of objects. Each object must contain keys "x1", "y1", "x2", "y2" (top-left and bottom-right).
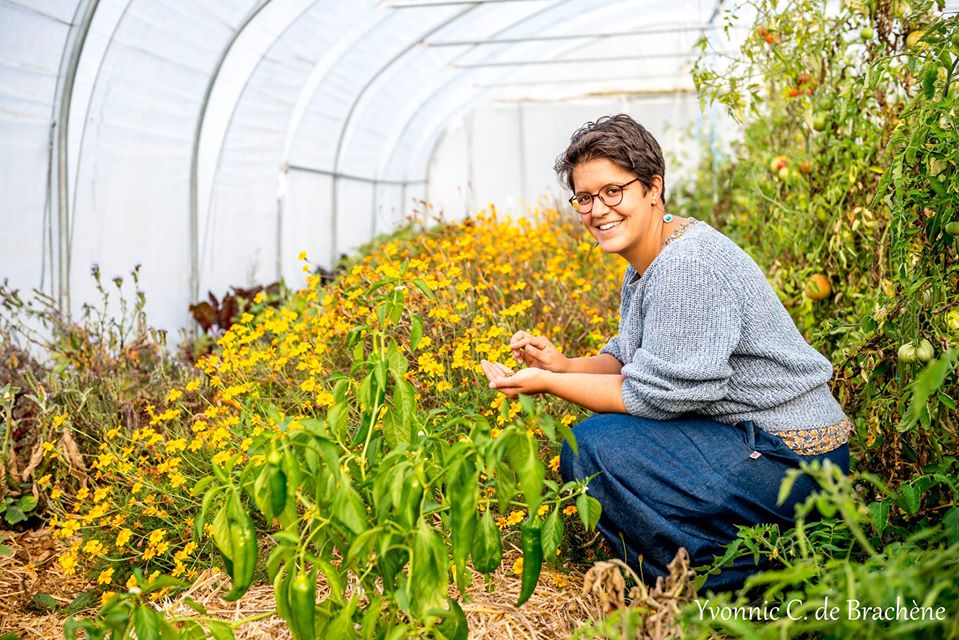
[
  {"x1": 222, "y1": 496, "x2": 257, "y2": 601},
  {"x1": 398, "y1": 473, "x2": 423, "y2": 530},
  {"x1": 289, "y1": 568, "x2": 316, "y2": 640},
  {"x1": 267, "y1": 460, "x2": 288, "y2": 518},
  {"x1": 516, "y1": 518, "x2": 543, "y2": 607}
]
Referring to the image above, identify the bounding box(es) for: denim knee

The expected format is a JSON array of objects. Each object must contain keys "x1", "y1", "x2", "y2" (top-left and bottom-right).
[
  {"x1": 559, "y1": 438, "x2": 577, "y2": 483},
  {"x1": 559, "y1": 414, "x2": 609, "y2": 483}
]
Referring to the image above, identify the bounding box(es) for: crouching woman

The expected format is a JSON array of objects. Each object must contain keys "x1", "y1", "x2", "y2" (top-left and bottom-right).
[{"x1": 479, "y1": 114, "x2": 852, "y2": 591}]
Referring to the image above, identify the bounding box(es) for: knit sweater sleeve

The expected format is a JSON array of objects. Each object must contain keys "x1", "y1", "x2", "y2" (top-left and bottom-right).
[
  {"x1": 620, "y1": 257, "x2": 742, "y2": 418},
  {"x1": 598, "y1": 267, "x2": 634, "y2": 363}
]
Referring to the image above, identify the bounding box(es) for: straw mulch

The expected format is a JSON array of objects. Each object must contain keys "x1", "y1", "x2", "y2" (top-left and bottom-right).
[
  {"x1": 0, "y1": 528, "x2": 90, "y2": 639},
  {"x1": 156, "y1": 547, "x2": 602, "y2": 639},
  {"x1": 0, "y1": 528, "x2": 694, "y2": 639}
]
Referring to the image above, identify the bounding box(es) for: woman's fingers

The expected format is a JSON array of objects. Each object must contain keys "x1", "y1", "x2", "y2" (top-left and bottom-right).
[
  {"x1": 480, "y1": 359, "x2": 514, "y2": 382},
  {"x1": 480, "y1": 359, "x2": 503, "y2": 381}
]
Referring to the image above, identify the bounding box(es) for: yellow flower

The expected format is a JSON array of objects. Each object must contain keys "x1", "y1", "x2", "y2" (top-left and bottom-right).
[
  {"x1": 116, "y1": 528, "x2": 132, "y2": 547},
  {"x1": 100, "y1": 591, "x2": 117, "y2": 607},
  {"x1": 97, "y1": 568, "x2": 114, "y2": 585},
  {"x1": 59, "y1": 552, "x2": 78, "y2": 575},
  {"x1": 537, "y1": 504, "x2": 550, "y2": 517},
  {"x1": 297, "y1": 251, "x2": 308, "y2": 261},
  {"x1": 126, "y1": 574, "x2": 139, "y2": 590},
  {"x1": 512, "y1": 557, "x2": 524, "y2": 575},
  {"x1": 563, "y1": 505, "x2": 578, "y2": 517},
  {"x1": 548, "y1": 455, "x2": 560, "y2": 473},
  {"x1": 561, "y1": 415, "x2": 577, "y2": 427},
  {"x1": 37, "y1": 474, "x2": 52, "y2": 488},
  {"x1": 185, "y1": 379, "x2": 201, "y2": 393},
  {"x1": 83, "y1": 540, "x2": 104, "y2": 556},
  {"x1": 166, "y1": 389, "x2": 183, "y2": 403}
]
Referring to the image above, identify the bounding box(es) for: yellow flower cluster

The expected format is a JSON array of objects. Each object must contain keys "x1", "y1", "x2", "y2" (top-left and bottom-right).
[{"x1": 47, "y1": 205, "x2": 622, "y2": 587}]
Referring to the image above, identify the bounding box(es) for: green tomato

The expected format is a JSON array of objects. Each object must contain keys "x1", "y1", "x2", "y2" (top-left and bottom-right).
[
  {"x1": 917, "y1": 339, "x2": 935, "y2": 363},
  {"x1": 813, "y1": 112, "x2": 828, "y2": 131},
  {"x1": 945, "y1": 221, "x2": 959, "y2": 235},
  {"x1": 860, "y1": 26, "x2": 875, "y2": 40},
  {"x1": 898, "y1": 343, "x2": 917, "y2": 363}
]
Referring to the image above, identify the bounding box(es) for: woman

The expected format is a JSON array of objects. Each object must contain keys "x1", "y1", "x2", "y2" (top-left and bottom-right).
[{"x1": 479, "y1": 114, "x2": 853, "y2": 591}]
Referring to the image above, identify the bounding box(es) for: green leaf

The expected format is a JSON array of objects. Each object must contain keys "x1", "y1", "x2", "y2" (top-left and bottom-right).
[
  {"x1": 133, "y1": 604, "x2": 161, "y2": 640},
  {"x1": 410, "y1": 315, "x2": 424, "y2": 351},
  {"x1": 506, "y1": 432, "x2": 545, "y2": 515},
  {"x1": 179, "y1": 621, "x2": 206, "y2": 640},
  {"x1": 182, "y1": 596, "x2": 207, "y2": 615},
  {"x1": 943, "y1": 506, "x2": 959, "y2": 545},
  {"x1": 32, "y1": 592, "x2": 57, "y2": 610},
  {"x1": 540, "y1": 507, "x2": 564, "y2": 560},
  {"x1": 333, "y1": 484, "x2": 368, "y2": 535},
  {"x1": 17, "y1": 495, "x2": 37, "y2": 513},
  {"x1": 471, "y1": 510, "x2": 503, "y2": 574},
  {"x1": 868, "y1": 500, "x2": 890, "y2": 536},
  {"x1": 558, "y1": 422, "x2": 577, "y2": 456},
  {"x1": 206, "y1": 620, "x2": 235, "y2": 640},
  {"x1": 411, "y1": 522, "x2": 449, "y2": 617},
  {"x1": 898, "y1": 483, "x2": 921, "y2": 515},
  {"x1": 62, "y1": 589, "x2": 99, "y2": 615},
  {"x1": 327, "y1": 402, "x2": 349, "y2": 439},
  {"x1": 518, "y1": 394, "x2": 535, "y2": 416},
  {"x1": 212, "y1": 502, "x2": 234, "y2": 561},
  {"x1": 141, "y1": 575, "x2": 187, "y2": 595},
  {"x1": 777, "y1": 469, "x2": 800, "y2": 506},
  {"x1": 576, "y1": 493, "x2": 602, "y2": 531},
  {"x1": 412, "y1": 278, "x2": 436, "y2": 299},
  {"x1": 435, "y1": 598, "x2": 469, "y2": 640},
  {"x1": 0, "y1": 544, "x2": 11, "y2": 556},
  {"x1": 899, "y1": 352, "x2": 957, "y2": 432},
  {"x1": 447, "y1": 456, "x2": 479, "y2": 594},
  {"x1": 4, "y1": 506, "x2": 25, "y2": 525}
]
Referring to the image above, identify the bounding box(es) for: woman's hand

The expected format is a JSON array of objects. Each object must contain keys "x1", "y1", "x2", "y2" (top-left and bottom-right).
[
  {"x1": 480, "y1": 359, "x2": 550, "y2": 399},
  {"x1": 509, "y1": 331, "x2": 570, "y2": 373}
]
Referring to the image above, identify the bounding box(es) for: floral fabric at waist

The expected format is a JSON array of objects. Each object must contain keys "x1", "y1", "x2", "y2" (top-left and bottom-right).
[{"x1": 768, "y1": 417, "x2": 854, "y2": 456}]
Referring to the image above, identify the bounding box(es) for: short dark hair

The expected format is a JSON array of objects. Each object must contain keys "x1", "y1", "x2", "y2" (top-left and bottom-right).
[{"x1": 553, "y1": 114, "x2": 666, "y2": 203}]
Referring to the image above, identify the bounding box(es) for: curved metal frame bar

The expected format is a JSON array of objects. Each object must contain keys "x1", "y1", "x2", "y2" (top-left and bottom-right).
[
  {"x1": 189, "y1": 0, "x2": 273, "y2": 305},
  {"x1": 54, "y1": 0, "x2": 100, "y2": 313},
  {"x1": 327, "y1": 5, "x2": 476, "y2": 263}
]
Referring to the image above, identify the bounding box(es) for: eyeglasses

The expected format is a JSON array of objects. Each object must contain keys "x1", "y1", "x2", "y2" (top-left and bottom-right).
[{"x1": 568, "y1": 178, "x2": 641, "y2": 214}]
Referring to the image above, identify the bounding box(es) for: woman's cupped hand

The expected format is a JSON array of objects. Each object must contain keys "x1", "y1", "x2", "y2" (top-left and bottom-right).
[
  {"x1": 479, "y1": 330, "x2": 565, "y2": 399},
  {"x1": 479, "y1": 359, "x2": 549, "y2": 399}
]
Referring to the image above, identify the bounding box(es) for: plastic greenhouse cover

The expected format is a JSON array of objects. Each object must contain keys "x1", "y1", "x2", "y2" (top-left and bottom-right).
[{"x1": 1, "y1": 0, "x2": 736, "y2": 338}]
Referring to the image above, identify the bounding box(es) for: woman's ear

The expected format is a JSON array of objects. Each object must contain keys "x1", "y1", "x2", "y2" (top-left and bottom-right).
[{"x1": 650, "y1": 175, "x2": 663, "y2": 200}]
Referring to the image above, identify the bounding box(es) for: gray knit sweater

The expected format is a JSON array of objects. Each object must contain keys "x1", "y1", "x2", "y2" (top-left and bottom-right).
[{"x1": 600, "y1": 220, "x2": 848, "y2": 434}]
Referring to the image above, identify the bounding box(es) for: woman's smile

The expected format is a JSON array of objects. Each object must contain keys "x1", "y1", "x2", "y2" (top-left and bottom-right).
[{"x1": 595, "y1": 219, "x2": 623, "y2": 234}]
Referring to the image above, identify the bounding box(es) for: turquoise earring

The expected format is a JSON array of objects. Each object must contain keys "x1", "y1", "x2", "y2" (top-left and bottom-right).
[{"x1": 663, "y1": 213, "x2": 673, "y2": 223}]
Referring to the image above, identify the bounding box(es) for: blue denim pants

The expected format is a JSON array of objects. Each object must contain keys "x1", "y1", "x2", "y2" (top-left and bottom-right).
[{"x1": 559, "y1": 413, "x2": 850, "y2": 592}]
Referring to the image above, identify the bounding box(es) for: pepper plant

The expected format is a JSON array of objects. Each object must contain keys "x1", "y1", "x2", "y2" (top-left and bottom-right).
[{"x1": 62, "y1": 266, "x2": 603, "y2": 639}]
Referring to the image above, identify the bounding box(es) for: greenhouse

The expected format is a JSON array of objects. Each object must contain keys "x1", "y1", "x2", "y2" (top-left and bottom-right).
[{"x1": 2, "y1": 0, "x2": 959, "y2": 638}]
